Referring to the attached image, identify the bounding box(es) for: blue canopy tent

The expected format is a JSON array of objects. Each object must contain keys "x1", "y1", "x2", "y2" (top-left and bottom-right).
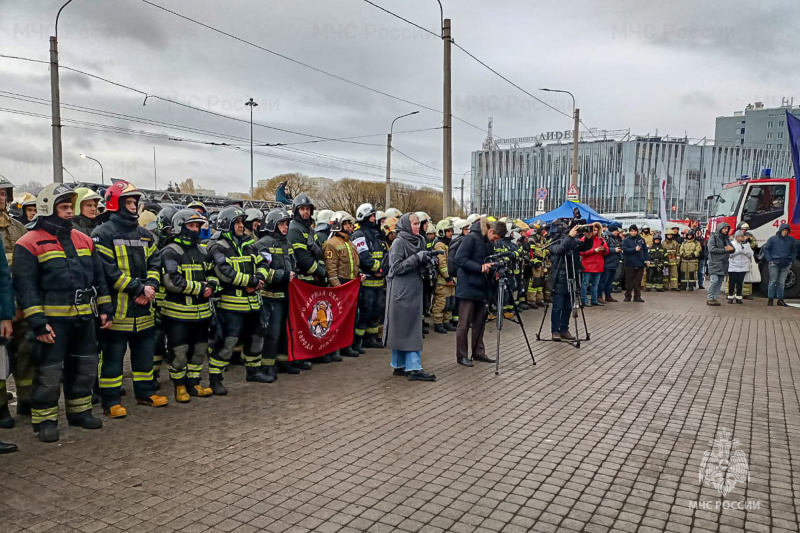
[{"x1": 524, "y1": 201, "x2": 615, "y2": 225}]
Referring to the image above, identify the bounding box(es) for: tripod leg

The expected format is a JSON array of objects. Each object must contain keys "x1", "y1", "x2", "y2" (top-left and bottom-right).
[
  {"x1": 580, "y1": 301, "x2": 590, "y2": 341},
  {"x1": 536, "y1": 303, "x2": 549, "y2": 340},
  {"x1": 495, "y1": 279, "x2": 504, "y2": 375},
  {"x1": 510, "y1": 296, "x2": 536, "y2": 365}
]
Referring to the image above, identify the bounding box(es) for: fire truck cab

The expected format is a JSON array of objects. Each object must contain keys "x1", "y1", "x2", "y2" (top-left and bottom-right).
[{"x1": 709, "y1": 176, "x2": 800, "y2": 298}]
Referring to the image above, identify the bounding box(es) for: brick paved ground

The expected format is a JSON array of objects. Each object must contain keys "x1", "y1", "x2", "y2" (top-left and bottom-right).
[{"x1": 1, "y1": 292, "x2": 798, "y2": 533}]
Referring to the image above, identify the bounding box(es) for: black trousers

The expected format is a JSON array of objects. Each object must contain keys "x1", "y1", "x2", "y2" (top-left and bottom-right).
[
  {"x1": 209, "y1": 310, "x2": 262, "y2": 373},
  {"x1": 100, "y1": 328, "x2": 157, "y2": 408},
  {"x1": 455, "y1": 299, "x2": 488, "y2": 361},
  {"x1": 163, "y1": 317, "x2": 210, "y2": 385},
  {"x1": 728, "y1": 271, "x2": 746, "y2": 297},
  {"x1": 355, "y1": 286, "x2": 382, "y2": 338},
  {"x1": 31, "y1": 318, "x2": 98, "y2": 425},
  {"x1": 624, "y1": 267, "x2": 644, "y2": 299},
  {"x1": 261, "y1": 299, "x2": 288, "y2": 365}
]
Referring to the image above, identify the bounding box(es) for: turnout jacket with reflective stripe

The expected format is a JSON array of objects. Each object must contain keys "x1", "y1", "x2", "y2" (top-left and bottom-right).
[
  {"x1": 351, "y1": 223, "x2": 385, "y2": 287},
  {"x1": 323, "y1": 232, "x2": 360, "y2": 286},
  {"x1": 160, "y1": 239, "x2": 215, "y2": 321},
  {"x1": 207, "y1": 232, "x2": 263, "y2": 312},
  {"x1": 255, "y1": 233, "x2": 295, "y2": 300},
  {"x1": 288, "y1": 218, "x2": 326, "y2": 281},
  {"x1": 92, "y1": 214, "x2": 161, "y2": 332},
  {"x1": 13, "y1": 225, "x2": 112, "y2": 335}
]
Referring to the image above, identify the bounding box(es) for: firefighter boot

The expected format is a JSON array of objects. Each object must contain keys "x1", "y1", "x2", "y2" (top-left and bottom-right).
[
  {"x1": 175, "y1": 385, "x2": 191, "y2": 403},
  {"x1": 136, "y1": 394, "x2": 168, "y2": 407},
  {"x1": 444, "y1": 322, "x2": 458, "y2": 332},
  {"x1": 0, "y1": 404, "x2": 14, "y2": 429},
  {"x1": 36, "y1": 420, "x2": 59, "y2": 443},
  {"x1": 261, "y1": 365, "x2": 278, "y2": 383},
  {"x1": 152, "y1": 368, "x2": 161, "y2": 392},
  {"x1": 246, "y1": 366, "x2": 271, "y2": 383},
  {"x1": 67, "y1": 410, "x2": 103, "y2": 430},
  {"x1": 103, "y1": 404, "x2": 128, "y2": 418},
  {"x1": 434, "y1": 324, "x2": 448, "y2": 334},
  {"x1": 293, "y1": 361, "x2": 312, "y2": 371},
  {"x1": 329, "y1": 352, "x2": 343, "y2": 362},
  {"x1": 277, "y1": 361, "x2": 301, "y2": 374},
  {"x1": 187, "y1": 379, "x2": 213, "y2": 397},
  {"x1": 16, "y1": 400, "x2": 31, "y2": 417},
  {"x1": 209, "y1": 374, "x2": 228, "y2": 395},
  {"x1": 363, "y1": 334, "x2": 383, "y2": 349},
  {"x1": 351, "y1": 336, "x2": 366, "y2": 355}
]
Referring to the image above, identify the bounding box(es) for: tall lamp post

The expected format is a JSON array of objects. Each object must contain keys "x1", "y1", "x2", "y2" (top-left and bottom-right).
[
  {"x1": 80, "y1": 153, "x2": 104, "y2": 185},
  {"x1": 434, "y1": 0, "x2": 453, "y2": 218},
  {"x1": 50, "y1": 0, "x2": 75, "y2": 184},
  {"x1": 245, "y1": 98, "x2": 258, "y2": 198},
  {"x1": 385, "y1": 110, "x2": 419, "y2": 209},
  {"x1": 540, "y1": 88, "x2": 579, "y2": 194}
]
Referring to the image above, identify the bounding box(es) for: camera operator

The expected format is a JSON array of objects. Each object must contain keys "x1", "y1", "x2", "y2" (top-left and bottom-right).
[
  {"x1": 549, "y1": 220, "x2": 594, "y2": 341},
  {"x1": 454, "y1": 218, "x2": 507, "y2": 367},
  {"x1": 383, "y1": 213, "x2": 438, "y2": 382}
]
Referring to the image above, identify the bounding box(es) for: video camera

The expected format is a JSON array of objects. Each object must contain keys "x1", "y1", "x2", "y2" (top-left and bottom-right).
[
  {"x1": 554, "y1": 206, "x2": 594, "y2": 236},
  {"x1": 422, "y1": 249, "x2": 445, "y2": 281}
]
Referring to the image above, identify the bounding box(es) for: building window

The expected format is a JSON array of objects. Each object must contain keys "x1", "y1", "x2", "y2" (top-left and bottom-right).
[
  {"x1": 777, "y1": 132, "x2": 783, "y2": 139},
  {"x1": 740, "y1": 128, "x2": 746, "y2": 134},
  {"x1": 777, "y1": 144, "x2": 783, "y2": 149},
  {"x1": 766, "y1": 133, "x2": 773, "y2": 140},
  {"x1": 779, "y1": 120, "x2": 785, "y2": 128},
  {"x1": 767, "y1": 144, "x2": 772, "y2": 149},
  {"x1": 740, "y1": 139, "x2": 744, "y2": 145},
  {"x1": 768, "y1": 121, "x2": 774, "y2": 128}
]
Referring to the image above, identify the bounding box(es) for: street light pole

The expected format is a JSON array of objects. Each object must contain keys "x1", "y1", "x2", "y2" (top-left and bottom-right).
[
  {"x1": 80, "y1": 154, "x2": 104, "y2": 185},
  {"x1": 245, "y1": 98, "x2": 258, "y2": 197},
  {"x1": 541, "y1": 88, "x2": 579, "y2": 194},
  {"x1": 442, "y1": 17, "x2": 453, "y2": 218},
  {"x1": 385, "y1": 110, "x2": 419, "y2": 209},
  {"x1": 50, "y1": 0, "x2": 74, "y2": 184}
]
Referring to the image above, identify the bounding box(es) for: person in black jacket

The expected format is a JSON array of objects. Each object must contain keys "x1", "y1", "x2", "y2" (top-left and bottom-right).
[
  {"x1": 548, "y1": 222, "x2": 594, "y2": 341},
  {"x1": 600, "y1": 224, "x2": 622, "y2": 303},
  {"x1": 351, "y1": 203, "x2": 386, "y2": 352},
  {"x1": 453, "y1": 218, "x2": 506, "y2": 366},
  {"x1": 13, "y1": 184, "x2": 113, "y2": 442},
  {"x1": 621, "y1": 224, "x2": 648, "y2": 303}
]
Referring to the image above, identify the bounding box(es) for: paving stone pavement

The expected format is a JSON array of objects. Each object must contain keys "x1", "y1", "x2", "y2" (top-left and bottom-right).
[{"x1": 0, "y1": 292, "x2": 798, "y2": 533}]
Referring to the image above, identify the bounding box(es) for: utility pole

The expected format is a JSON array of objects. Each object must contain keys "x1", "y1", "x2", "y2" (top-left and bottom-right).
[
  {"x1": 50, "y1": 1, "x2": 74, "y2": 184},
  {"x1": 245, "y1": 98, "x2": 258, "y2": 197},
  {"x1": 153, "y1": 147, "x2": 158, "y2": 189},
  {"x1": 571, "y1": 107, "x2": 580, "y2": 189},
  {"x1": 385, "y1": 111, "x2": 418, "y2": 209},
  {"x1": 442, "y1": 18, "x2": 453, "y2": 217}
]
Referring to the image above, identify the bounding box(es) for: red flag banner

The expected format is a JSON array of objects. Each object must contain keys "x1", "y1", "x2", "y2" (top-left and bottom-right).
[{"x1": 287, "y1": 278, "x2": 360, "y2": 361}]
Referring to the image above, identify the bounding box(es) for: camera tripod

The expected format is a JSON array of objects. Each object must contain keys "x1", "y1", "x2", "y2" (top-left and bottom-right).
[
  {"x1": 535, "y1": 251, "x2": 590, "y2": 348},
  {"x1": 493, "y1": 270, "x2": 536, "y2": 375}
]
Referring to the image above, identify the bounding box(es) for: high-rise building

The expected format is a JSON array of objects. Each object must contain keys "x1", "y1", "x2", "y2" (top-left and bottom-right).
[
  {"x1": 715, "y1": 100, "x2": 800, "y2": 149},
  {"x1": 470, "y1": 133, "x2": 793, "y2": 220}
]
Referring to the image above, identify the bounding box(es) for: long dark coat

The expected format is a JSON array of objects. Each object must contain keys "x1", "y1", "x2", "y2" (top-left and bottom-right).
[{"x1": 383, "y1": 214, "x2": 425, "y2": 352}]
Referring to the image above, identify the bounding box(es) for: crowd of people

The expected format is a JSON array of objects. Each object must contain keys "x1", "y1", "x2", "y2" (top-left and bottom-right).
[{"x1": 0, "y1": 175, "x2": 796, "y2": 453}]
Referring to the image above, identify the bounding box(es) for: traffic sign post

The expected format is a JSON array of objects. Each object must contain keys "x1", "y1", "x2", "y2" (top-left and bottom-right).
[
  {"x1": 536, "y1": 187, "x2": 548, "y2": 200},
  {"x1": 566, "y1": 184, "x2": 579, "y2": 202},
  {"x1": 537, "y1": 199, "x2": 545, "y2": 212}
]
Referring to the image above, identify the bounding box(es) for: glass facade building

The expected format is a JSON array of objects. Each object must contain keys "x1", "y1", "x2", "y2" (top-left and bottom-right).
[{"x1": 470, "y1": 138, "x2": 794, "y2": 220}]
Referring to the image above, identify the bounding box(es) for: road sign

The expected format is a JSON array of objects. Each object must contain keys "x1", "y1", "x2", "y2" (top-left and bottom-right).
[
  {"x1": 537, "y1": 199, "x2": 545, "y2": 212},
  {"x1": 536, "y1": 187, "x2": 548, "y2": 200},
  {"x1": 566, "y1": 184, "x2": 579, "y2": 201}
]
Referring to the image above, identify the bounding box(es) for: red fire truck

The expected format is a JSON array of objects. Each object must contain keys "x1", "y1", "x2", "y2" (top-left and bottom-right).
[{"x1": 708, "y1": 174, "x2": 800, "y2": 298}]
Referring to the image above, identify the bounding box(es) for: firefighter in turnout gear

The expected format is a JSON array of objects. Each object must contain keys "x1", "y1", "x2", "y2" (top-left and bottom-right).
[
  {"x1": 662, "y1": 229, "x2": 681, "y2": 291},
  {"x1": 288, "y1": 194, "x2": 327, "y2": 284},
  {"x1": 323, "y1": 212, "x2": 362, "y2": 358},
  {"x1": 160, "y1": 210, "x2": 216, "y2": 403},
  {"x1": 207, "y1": 207, "x2": 266, "y2": 393},
  {"x1": 151, "y1": 205, "x2": 180, "y2": 389},
  {"x1": 646, "y1": 234, "x2": 666, "y2": 291},
  {"x1": 351, "y1": 203, "x2": 385, "y2": 352},
  {"x1": 256, "y1": 208, "x2": 307, "y2": 377},
  {"x1": 12, "y1": 184, "x2": 113, "y2": 442},
  {"x1": 679, "y1": 231, "x2": 702, "y2": 291},
  {"x1": 640, "y1": 225, "x2": 654, "y2": 289},
  {"x1": 0, "y1": 175, "x2": 32, "y2": 426},
  {"x1": 93, "y1": 181, "x2": 167, "y2": 417},
  {"x1": 432, "y1": 219, "x2": 456, "y2": 334},
  {"x1": 527, "y1": 222, "x2": 550, "y2": 307},
  {"x1": 494, "y1": 221, "x2": 517, "y2": 319},
  {"x1": 72, "y1": 187, "x2": 102, "y2": 237}
]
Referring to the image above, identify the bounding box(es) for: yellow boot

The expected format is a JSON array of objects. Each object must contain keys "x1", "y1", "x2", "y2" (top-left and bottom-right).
[
  {"x1": 191, "y1": 384, "x2": 212, "y2": 397},
  {"x1": 175, "y1": 385, "x2": 190, "y2": 403},
  {"x1": 103, "y1": 404, "x2": 128, "y2": 418},
  {"x1": 136, "y1": 394, "x2": 168, "y2": 407}
]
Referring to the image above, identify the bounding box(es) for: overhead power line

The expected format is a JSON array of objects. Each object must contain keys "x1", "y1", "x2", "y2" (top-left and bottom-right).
[{"x1": 138, "y1": 0, "x2": 494, "y2": 137}]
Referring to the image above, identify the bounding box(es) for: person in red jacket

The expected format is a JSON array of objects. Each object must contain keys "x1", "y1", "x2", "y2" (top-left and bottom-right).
[{"x1": 579, "y1": 222, "x2": 609, "y2": 307}]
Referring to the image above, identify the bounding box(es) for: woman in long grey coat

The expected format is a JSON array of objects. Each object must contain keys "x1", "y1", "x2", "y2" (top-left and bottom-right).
[{"x1": 383, "y1": 213, "x2": 436, "y2": 381}]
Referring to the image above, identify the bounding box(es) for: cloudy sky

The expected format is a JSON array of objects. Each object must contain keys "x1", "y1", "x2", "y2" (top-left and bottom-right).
[{"x1": 1, "y1": 0, "x2": 797, "y2": 199}]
